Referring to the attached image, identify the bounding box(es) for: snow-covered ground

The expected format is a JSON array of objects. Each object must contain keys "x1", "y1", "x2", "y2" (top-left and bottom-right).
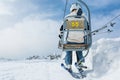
[
  {"x1": 0, "y1": 38, "x2": 120, "y2": 80},
  {"x1": 90, "y1": 38, "x2": 120, "y2": 80}
]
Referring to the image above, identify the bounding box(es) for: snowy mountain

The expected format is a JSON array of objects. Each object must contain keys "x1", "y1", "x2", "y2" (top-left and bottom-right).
[
  {"x1": 0, "y1": 38, "x2": 120, "y2": 80},
  {"x1": 26, "y1": 54, "x2": 61, "y2": 60}
]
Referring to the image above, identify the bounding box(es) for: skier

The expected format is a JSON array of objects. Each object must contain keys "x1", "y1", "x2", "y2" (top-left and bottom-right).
[{"x1": 59, "y1": 3, "x2": 88, "y2": 71}]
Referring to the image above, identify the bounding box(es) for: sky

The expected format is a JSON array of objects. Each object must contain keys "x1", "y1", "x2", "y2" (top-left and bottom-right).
[{"x1": 0, "y1": 0, "x2": 120, "y2": 59}]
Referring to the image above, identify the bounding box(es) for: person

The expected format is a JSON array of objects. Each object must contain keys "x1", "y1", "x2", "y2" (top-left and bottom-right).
[{"x1": 59, "y1": 3, "x2": 88, "y2": 71}]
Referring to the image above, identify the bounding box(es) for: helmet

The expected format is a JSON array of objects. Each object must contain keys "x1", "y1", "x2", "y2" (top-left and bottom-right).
[{"x1": 70, "y1": 3, "x2": 81, "y2": 12}]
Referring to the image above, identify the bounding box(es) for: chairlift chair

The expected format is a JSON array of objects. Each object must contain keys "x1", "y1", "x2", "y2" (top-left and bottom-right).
[{"x1": 59, "y1": 0, "x2": 92, "y2": 51}]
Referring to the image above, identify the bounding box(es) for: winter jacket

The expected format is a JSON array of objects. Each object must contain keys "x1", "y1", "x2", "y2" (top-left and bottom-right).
[{"x1": 60, "y1": 9, "x2": 89, "y2": 43}]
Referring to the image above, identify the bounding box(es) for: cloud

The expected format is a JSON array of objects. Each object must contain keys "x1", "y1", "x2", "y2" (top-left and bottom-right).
[
  {"x1": 0, "y1": 0, "x2": 63, "y2": 29},
  {"x1": 0, "y1": 0, "x2": 62, "y2": 59},
  {"x1": 0, "y1": 2, "x2": 13, "y2": 15},
  {"x1": 86, "y1": 0, "x2": 120, "y2": 8},
  {"x1": 0, "y1": 14, "x2": 61, "y2": 59}
]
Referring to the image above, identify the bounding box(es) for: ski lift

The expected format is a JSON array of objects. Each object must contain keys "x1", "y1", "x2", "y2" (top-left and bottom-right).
[
  {"x1": 110, "y1": 22, "x2": 116, "y2": 27},
  {"x1": 59, "y1": 0, "x2": 92, "y2": 51}
]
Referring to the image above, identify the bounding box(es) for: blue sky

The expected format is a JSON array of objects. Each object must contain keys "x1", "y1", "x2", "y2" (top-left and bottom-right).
[{"x1": 0, "y1": 0, "x2": 119, "y2": 59}]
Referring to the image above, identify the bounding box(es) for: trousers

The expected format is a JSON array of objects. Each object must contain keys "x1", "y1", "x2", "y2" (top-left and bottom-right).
[{"x1": 65, "y1": 51, "x2": 84, "y2": 65}]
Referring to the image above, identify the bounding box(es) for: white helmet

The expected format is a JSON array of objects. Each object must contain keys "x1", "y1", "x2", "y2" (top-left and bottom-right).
[{"x1": 70, "y1": 3, "x2": 81, "y2": 12}]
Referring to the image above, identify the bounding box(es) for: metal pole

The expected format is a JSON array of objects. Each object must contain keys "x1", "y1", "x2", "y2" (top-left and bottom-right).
[
  {"x1": 77, "y1": 0, "x2": 91, "y2": 29},
  {"x1": 63, "y1": 0, "x2": 68, "y2": 19},
  {"x1": 77, "y1": 0, "x2": 92, "y2": 47}
]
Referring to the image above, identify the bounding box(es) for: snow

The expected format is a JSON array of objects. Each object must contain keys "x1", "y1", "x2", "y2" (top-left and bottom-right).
[
  {"x1": 89, "y1": 38, "x2": 120, "y2": 79},
  {"x1": 0, "y1": 60, "x2": 76, "y2": 80},
  {"x1": 0, "y1": 38, "x2": 120, "y2": 80}
]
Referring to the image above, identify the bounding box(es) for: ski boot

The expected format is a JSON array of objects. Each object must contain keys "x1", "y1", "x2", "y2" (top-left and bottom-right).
[
  {"x1": 75, "y1": 61, "x2": 87, "y2": 69},
  {"x1": 61, "y1": 63, "x2": 72, "y2": 72},
  {"x1": 66, "y1": 64, "x2": 72, "y2": 72},
  {"x1": 75, "y1": 61, "x2": 87, "y2": 78}
]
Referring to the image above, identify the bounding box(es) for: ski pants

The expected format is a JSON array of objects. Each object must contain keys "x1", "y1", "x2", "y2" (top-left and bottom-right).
[{"x1": 65, "y1": 51, "x2": 84, "y2": 65}]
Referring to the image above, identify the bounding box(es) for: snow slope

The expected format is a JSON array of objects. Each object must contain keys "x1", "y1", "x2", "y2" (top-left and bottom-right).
[
  {"x1": 0, "y1": 60, "x2": 78, "y2": 80},
  {"x1": 89, "y1": 38, "x2": 120, "y2": 80},
  {"x1": 0, "y1": 38, "x2": 120, "y2": 80}
]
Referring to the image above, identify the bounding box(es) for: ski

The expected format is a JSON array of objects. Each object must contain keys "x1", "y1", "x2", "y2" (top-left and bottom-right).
[
  {"x1": 61, "y1": 63, "x2": 80, "y2": 79},
  {"x1": 75, "y1": 62, "x2": 87, "y2": 78}
]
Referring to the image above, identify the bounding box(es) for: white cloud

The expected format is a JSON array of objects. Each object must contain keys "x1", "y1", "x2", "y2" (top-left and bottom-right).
[
  {"x1": 0, "y1": 0, "x2": 63, "y2": 59},
  {"x1": 0, "y1": 15, "x2": 61, "y2": 59},
  {"x1": 0, "y1": 3, "x2": 13, "y2": 15}
]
